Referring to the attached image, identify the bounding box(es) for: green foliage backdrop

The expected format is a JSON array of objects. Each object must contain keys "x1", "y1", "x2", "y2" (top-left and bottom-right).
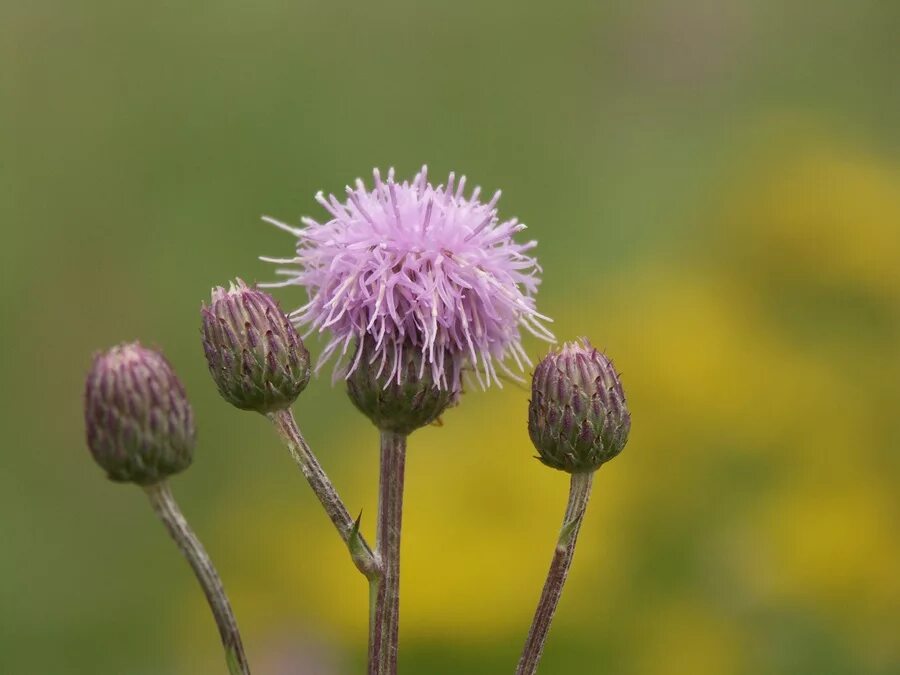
[{"x1": 2, "y1": 1, "x2": 898, "y2": 673}]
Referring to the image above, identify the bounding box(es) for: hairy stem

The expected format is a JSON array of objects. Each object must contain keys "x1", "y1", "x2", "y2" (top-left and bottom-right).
[
  {"x1": 368, "y1": 431, "x2": 407, "y2": 675},
  {"x1": 268, "y1": 408, "x2": 379, "y2": 579},
  {"x1": 516, "y1": 471, "x2": 594, "y2": 675},
  {"x1": 144, "y1": 481, "x2": 251, "y2": 675}
]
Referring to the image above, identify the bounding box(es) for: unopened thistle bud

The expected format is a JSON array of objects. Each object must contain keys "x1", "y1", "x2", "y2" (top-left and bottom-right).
[
  {"x1": 84, "y1": 342, "x2": 195, "y2": 485},
  {"x1": 201, "y1": 279, "x2": 310, "y2": 414},
  {"x1": 528, "y1": 339, "x2": 630, "y2": 473},
  {"x1": 346, "y1": 338, "x2": 459, "y2": 435}
]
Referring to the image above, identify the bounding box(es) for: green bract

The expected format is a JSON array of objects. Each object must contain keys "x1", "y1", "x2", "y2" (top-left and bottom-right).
[{"x1": 346, "y1": 338, "x2": 459, "y2": 435}]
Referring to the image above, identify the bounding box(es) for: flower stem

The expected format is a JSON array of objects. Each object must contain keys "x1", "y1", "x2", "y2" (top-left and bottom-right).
[
  {"x1": 516, "y1": 471, "x2": 594, "y2": 675},
  {"x1": 268, "y1": 408, "x2": 379, "y2": 579},
  {"x1": 144, "y1": 481, "x2": 251, "y2": 675},
  {"x1": 368, "y1": 430, "x2": 407, "y2": 675}
]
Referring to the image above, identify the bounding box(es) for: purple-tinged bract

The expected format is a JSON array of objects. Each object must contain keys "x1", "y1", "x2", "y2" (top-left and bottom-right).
[
  {"x1": 529, "y1": 339, "x2": 630, "y2": 473},
  {"x1": 261, "y1": 166, "x2": 554, "y2": 392},
  {"x1": 84, "y1": 342, "x2": 195, "y2": 485},
  {"x1": 201, "y1": 279, "x2": 310, "y2": 414}
]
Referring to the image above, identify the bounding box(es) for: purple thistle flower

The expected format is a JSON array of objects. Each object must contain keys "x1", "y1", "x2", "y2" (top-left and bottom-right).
[{"x1": 261, "y1": 166, "x2": 554, "y2": 390}]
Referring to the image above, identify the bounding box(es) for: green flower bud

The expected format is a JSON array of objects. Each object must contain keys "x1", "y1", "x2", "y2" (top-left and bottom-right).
[
  {"x1": 346, "y1": 338, "x2": 459, "y2": 435},
  {"x1": 84, "y1": 342, "x2": 195, "y2": 485},
  {"x1": 201, "y1": 279, "x2": 310, "y2": 414},
  {"x1": 528, "y1": 339, "x2": 630, "y2": 473}
]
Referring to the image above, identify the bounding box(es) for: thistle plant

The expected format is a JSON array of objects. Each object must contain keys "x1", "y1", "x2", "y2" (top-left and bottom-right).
[
  {"x1": 262, "y1": 166, "x2": 553, "y2": 674},
  {"x1": 200, "y1": 279, "x2": 378, "y2": 577},
  {"x1": 82, "y1": 167, "x2": 632, "y2": 675},
  {"x1": 518, "y1": 339, "x2": 631, "y2": 675},
  {"x1": 83, "y1": 343, "x2": 250, "y2": 675}
]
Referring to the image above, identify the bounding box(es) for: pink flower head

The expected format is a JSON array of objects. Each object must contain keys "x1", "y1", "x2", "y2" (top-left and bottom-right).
[{"x1": 261, "y1": 166, "x2": 554, "y2": 390}]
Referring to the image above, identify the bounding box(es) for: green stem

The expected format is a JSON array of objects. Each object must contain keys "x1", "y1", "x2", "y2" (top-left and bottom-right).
[
  {"x1": 268, "y1": 409, "x2": 379, "y2": 579},
  {"x1": 516, "y1": 471, "x2": 594, "y2": 675},
  {"x1": 368, "y1": 430, "x2": 407, "y2": 675},
  {"x1": 144, "y1": 481, "x2": 251, "y2": 675}
]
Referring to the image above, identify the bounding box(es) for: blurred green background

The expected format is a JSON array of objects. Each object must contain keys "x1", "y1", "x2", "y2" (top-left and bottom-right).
[{"x1": 2, "y1": 0, "x2": 898, "y2": 673}]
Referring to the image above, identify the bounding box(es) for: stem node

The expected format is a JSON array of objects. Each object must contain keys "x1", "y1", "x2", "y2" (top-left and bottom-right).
[{"x1": 268, "y1": 409, "x2": 379, "y2": 578}]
